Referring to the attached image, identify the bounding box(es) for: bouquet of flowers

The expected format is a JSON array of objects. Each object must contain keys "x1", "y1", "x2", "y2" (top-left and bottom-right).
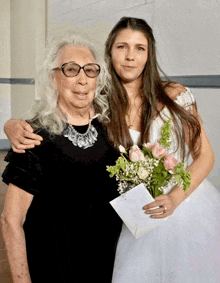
[{"x1": 107, "y1": 118, "x2": 191, "y2": 198}]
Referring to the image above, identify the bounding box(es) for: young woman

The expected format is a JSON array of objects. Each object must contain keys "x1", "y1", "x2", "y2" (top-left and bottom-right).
[
  {"x1": 4, "y1": 17, "x2": 220, "y2": 282},
  {"x1": 105, "y1": 17, "x2": 220, "y2": 283}
]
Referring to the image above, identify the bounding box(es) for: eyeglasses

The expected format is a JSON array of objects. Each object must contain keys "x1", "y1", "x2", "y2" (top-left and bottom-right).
[{"x1": 52, "y1": 62, "x2": 100, "y2": 78}]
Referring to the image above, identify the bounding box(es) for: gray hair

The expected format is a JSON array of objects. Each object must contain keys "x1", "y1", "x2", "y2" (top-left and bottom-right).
[{"x1": 28, "y1": 31, "x2": 110, "y2": 134}]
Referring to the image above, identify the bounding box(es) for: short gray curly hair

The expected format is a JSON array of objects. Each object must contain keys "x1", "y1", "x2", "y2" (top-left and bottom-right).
[{"x1": 28, "y1": 31, "x2": 109, "y2": 134}]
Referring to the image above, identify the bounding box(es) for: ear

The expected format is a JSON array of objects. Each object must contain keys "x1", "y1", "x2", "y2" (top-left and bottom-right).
[{"x1": 50, "y1": 72, "x2": 58, "y2": 91}]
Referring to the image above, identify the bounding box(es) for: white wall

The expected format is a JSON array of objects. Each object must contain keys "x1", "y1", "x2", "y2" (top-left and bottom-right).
[
  {"x1": 154, "y1": 0, "x2": 220, "y2": 76},
  {"x1": 193, "y1": 88, "x2": 220, "y2": 189},
  {"x1": 47, "y1": 0, "x2": 155, "y2": 55}
]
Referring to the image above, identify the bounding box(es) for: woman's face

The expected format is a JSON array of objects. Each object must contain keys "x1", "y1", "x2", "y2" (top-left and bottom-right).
[
  {"x1": 111, "y1": 28, "x2": 148, "y2": 84},
  {"x1": 53, "y1": 45, "x2": 97, "y2": 113}
]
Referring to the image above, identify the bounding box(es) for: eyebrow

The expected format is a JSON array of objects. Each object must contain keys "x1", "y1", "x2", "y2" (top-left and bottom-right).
[{"x1": 115, "y1": 42, "x2": 148, "y2": 47}]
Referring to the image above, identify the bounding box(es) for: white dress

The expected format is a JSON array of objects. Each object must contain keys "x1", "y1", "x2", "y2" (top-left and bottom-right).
[{"x1": 112, "y1": 88, "x2": 220, "y2": 283}]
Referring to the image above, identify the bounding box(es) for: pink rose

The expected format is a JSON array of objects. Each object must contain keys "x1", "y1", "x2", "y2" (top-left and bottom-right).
[
  {"x1": 129, "y1": 145, "x2": 145, "y2": 162},
  {"x1": 143, "y1": 142, "x2": 154, "y2": 151},
  {"x1": 163, "y1": 154, "x2": 178, "y2": 174},
  {"x1": 145, "y1": 142, "x2": 167, "y2": 159}
]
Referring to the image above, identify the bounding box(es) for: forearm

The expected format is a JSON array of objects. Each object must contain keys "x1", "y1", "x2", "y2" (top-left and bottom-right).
[
  {"x1": 2, "y1": 222, "x2": 31, "y2": 283},
  {"x1": 3, "y1": 119, "x2": 42, "y2": 153}
]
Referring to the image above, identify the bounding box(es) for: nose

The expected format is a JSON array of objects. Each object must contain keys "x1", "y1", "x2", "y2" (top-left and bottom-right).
[
  {"x1": 125, "y1": 47, "x2": 135, "y2": 61},
  {"x1": 77, "y1": 69, "x2": 87, "y2": 85}
]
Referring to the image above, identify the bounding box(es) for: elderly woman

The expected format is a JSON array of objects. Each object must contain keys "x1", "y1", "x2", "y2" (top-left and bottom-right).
[{"x1": 1, "y1": 33, "x2": 122, "y2": 283}]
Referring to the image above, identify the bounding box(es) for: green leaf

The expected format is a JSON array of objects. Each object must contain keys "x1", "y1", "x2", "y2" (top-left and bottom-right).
[
  {"x1": 173, "y1": 163, "x2": 192, "y2": 194},
  {"x1": 106, "y1": 156, "x2": 127, "y2": 177},
  {"x1": 160, "y1": 117, "x2": 173, "y2": 149},
  {"x1": 142, "y1": 146, "x2": 153, "y2": 158},
  {"x1": 173, "y1": 174, "x2": 182, "y2": 185},
  {"x1": 154, "y1": 187, "x2": 164, "y2": 197}
]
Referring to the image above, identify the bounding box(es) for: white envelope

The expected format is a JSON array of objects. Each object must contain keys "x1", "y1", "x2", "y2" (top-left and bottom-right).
[{"x1": 110, "y1": 183, "x2": 167, "y2": 239}]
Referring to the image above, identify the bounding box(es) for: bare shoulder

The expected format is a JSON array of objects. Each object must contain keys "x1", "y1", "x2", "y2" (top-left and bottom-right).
[{"x1": 165, "y1": 83, "x2": 187, "y2": 101}]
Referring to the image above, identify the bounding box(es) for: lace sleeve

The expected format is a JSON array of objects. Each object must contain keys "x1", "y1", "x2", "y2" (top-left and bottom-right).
[{"x1": 174, "y1": 87, "x2": 196, "y2": 110}]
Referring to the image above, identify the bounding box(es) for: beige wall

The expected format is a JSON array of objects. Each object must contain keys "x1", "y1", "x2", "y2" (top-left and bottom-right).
[
  {"x1": 0, "y1": 0, "x2": 11, "y2": 139},
  {"x1": 0, "y1": 0, "x2": 46, "y2": 140},
  {"x1": 10, "y1": 0, "x2": 46, "y2": 119}
]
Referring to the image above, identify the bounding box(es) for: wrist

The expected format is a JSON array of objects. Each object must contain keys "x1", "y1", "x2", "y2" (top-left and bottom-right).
[{"x1": 169, "y1": 186, "x2": 186, "y2": 207}]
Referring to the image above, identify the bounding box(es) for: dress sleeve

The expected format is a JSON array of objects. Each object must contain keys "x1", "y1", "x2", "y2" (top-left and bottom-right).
[
  {"x1": 174, "y1": 87, "x2": 196, "y2": 110},
  {"x1": 2, "y1": 141, "x2": 47, "y2": 196}
]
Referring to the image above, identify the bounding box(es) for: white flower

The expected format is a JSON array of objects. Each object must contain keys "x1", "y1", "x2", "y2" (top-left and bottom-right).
[
  {"x1": 119, "y1": 145, "x2": 126, "y2": 153},
  {"x1": 138, "y1": 166, "x2": 149, "y2": 180}
]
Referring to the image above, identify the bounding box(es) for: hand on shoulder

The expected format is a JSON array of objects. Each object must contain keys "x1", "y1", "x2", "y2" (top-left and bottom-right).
[{"x1": 4, "y1": 119, "x2": 43, "y2": 154}]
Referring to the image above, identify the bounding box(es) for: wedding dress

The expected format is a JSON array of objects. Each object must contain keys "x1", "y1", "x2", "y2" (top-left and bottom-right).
[{"x1": 112, "y1": 88, "x2": 220, "y2": 283}]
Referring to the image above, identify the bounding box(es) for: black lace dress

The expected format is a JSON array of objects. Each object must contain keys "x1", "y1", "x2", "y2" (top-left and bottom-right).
[{"x1": 2, "y1": 118, "x2": 122, "y2": 283}]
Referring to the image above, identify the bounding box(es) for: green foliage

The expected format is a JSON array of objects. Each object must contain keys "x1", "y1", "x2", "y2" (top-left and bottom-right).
[
  {"x1": 160, "y1": 118, "x2": 173, "y2": 149},
  {"x1": 154, "y1": 186, "x2": 164, "y2": 198},
  {"x1": 174, "y1": 163, "x2": 191, "y2": 193},
  {"x1": 151, "y1": 160, "x2": 172, "y2": 197},
  {"x1": 106, "y1": 156, "x2": 126, "y2": 177},
  {"x1": 142, "y1": 146, "x2": 153, "y2": 158}
]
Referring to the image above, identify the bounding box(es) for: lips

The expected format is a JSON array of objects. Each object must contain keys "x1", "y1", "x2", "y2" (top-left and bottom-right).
[
  {"x1": 73, "y1": 91, "x2": 88, "y2": 95},
  {"x1": 123, "y1": 65, "x2": 136, "y2": 69}
]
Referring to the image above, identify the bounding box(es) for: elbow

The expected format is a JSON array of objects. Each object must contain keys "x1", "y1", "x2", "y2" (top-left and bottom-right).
[
  {"x1": 1, "y1": 212, "x2": 7, "y2": 228},
  {"x1": 204, "y1": 147, "x2": 215, "y2": 175},
  {"x1": 1, "y1": 213, "x2": 8, "y2": 238},
  {"x1": 1, "y1": 213, "x2": 10, "y2": 234},
  {"x1": 210, "y1": 149, "x2": 215, "y2": 171},
  {"x1": 1, "y1": 213, "x2": 23, "y2": 239}
]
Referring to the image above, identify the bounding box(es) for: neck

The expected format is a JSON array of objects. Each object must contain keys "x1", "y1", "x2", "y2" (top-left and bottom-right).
[
  {"x1": 122, "y1": 77, "x2": 143, "y2": 131},
  {"x1": 122, "y1": 77, "x2": 143, "y2": 102},
  {"x1": 58, "y1": 103, "x2": 93, "y2": 125}
]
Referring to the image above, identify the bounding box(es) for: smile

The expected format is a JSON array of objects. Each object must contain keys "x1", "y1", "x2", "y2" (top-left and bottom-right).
[{"x1": 73, "y1": 91, "x2": 88, "y2": 95}]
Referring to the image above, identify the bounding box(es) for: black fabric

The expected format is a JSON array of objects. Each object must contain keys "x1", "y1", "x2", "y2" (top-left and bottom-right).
[{"x1": 2, "y1": 119, "x2": 122, "y2": 283}]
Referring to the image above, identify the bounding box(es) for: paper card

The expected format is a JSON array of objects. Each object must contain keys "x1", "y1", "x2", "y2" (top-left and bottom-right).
[{"x1": 110, "y1": 183, "x2": 167, "y2": 239}]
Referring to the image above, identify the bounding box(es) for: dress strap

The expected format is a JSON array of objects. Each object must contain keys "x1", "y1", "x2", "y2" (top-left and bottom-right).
[{"x1": 174, "y1": 87, "x2": 196, "y2": 110}]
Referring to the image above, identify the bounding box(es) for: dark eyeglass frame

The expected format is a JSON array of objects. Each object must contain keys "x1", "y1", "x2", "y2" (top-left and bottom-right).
[{"x1": 52, "y1": 62, "x2": 101, "y2": 78}]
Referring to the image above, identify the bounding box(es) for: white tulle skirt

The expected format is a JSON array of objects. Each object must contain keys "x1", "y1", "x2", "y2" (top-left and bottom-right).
[{"x1": 112, "y1": 179, "x2": 220, "y2": 283}]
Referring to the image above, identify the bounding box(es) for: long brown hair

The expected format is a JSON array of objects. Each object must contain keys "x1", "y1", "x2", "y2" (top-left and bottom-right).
[{"x1": 104, "y1": 17, "x2": 201, "y2": 161}]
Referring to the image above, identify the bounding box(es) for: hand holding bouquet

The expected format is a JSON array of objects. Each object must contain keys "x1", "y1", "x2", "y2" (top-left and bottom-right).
[{"x1": 107, "y1": 118, "x2": 191, "y2": 198}]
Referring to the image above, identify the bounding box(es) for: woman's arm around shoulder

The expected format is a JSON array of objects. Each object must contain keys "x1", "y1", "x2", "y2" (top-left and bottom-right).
[{"x1": 4, "y1": 119, "x2": 43, "y2": 154}]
